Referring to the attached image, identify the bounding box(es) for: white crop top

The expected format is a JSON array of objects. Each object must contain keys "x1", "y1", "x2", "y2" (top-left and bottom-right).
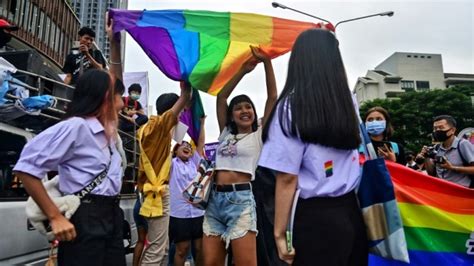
[{"x1": 215, "y1": 126, "x2": 263, "y2": 181}]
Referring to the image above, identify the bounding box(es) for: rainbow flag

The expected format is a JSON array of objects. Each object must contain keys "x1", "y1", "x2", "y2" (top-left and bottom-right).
[
  {"x1": 369, "y1": 161, "x2": 474, "y2": 265},
  {"x1": 109, "y1": 9, "x2": 323, "y2": 95}
]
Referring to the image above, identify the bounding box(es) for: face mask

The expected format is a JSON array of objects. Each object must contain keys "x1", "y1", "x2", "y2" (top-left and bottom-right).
[
  {"x1": 366, "y1": 120, "x2": 386, "y2": 136},
  {"x1": 432, "y1": 129, "x2": 452, "y2": 142},
  {"x1": 130, "y1": 93, "x2": 140, "y2": 101}
]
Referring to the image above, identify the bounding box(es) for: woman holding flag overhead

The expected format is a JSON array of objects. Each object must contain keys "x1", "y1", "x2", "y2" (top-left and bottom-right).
[
  {"x1": 259, "y1": 29, "x2": 368, "y2": 265},
  {"x1": 202, "y1": 46, "x2": 277, "y2": 266}
]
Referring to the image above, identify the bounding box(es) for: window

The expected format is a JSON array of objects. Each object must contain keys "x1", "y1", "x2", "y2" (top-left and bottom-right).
[
  {"x1": 401, "y1": 80, "x2": 415, "y2": 92},
  {"x1": 30, "y1": 5, "x2": 38, "y2": 34},
  {"x1": 38, "y1": 11, "x2": 44, "y2": 41},
  {"x1": 414, "y1": 55, "x2": 418, "y2": 58},
  {"x1": 416, "y1": 81, "x2": 430, "y2": 90},
  {"x1": 407, "y1": 55, "x2": 411, "y2": 58},
  {"x1": 22, "y1": 0, "x2": 30, "y2": 30}
]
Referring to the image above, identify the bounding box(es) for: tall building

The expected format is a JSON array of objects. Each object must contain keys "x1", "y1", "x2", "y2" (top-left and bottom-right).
[
  {"x1": 68, "y1": 0, "x2": 127, "y2": 59},
  {"x1": 354, "y1": 52, "x2": 474, "y2": 104},
  {"x1": 1, "y1": 0, "x2": 80, "y2": 74}
]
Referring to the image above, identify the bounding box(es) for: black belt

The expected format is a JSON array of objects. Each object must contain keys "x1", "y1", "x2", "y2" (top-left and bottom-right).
[
  {"x1": 81, "y1": 194, "x2": 120, "y2": 204},
  {"x1": 213, "y1": 183, "x2": 252, "y2": 192}
]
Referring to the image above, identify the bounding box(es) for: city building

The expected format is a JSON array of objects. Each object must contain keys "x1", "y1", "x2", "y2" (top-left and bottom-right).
[
  {"x1": 354, "y1": 52, "x2": 474, "y2": 104},
  {"x1": 68, "y1": 0, "x2": 127, "y2": 59},
  {"x1": 0, "y1": 0, "x2": 80, "y2": 72}
]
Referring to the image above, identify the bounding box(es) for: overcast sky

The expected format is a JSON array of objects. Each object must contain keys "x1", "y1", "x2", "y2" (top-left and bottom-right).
[{"x1": 123, "y1": 0, "x2": 473, "y2": 142}]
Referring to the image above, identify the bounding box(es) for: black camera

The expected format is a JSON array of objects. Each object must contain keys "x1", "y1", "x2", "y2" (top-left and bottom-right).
[
  {"x1": 425, "y1": 146, "x2": 438, "y2": 159},
  {"x1": 434, "y1": 155, "x2": 446, "y2": 164}
]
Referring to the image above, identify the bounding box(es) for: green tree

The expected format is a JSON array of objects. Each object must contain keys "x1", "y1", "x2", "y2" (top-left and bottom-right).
[{"x1": 360, "y1": 85, "x2": 474, "y2": 153}]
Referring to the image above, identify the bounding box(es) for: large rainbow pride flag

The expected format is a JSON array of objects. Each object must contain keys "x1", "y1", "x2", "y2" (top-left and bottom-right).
[
  {"x1": 109, "y1": 9, "x2": 322, "y2": 95},
  {"x1": 369, "y1": 161, "x2": 474, "y2": 265}
]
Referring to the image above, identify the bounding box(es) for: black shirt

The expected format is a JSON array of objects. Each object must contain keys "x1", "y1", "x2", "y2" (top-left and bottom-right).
[{"x1": 62, "y1": 49, "x2": 106, "y2": 85}]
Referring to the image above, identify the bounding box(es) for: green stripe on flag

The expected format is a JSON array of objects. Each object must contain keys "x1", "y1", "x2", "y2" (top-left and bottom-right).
[{"x1": 405, "y1": 226, "x2": 470, "y2": 253}]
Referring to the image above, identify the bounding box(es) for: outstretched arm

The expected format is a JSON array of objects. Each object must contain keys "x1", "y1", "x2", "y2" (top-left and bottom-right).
[
  {"x1": 196, "y1": 116, "x2": 206, "y2": 156},
  {"x1": 216, "y1": 54, "x2": 258, "y2": 133},
  {"x1": 251, "y1": 46, "x2": 278, "y2": 128},
  {"x1": 170, "y1": 82, "x2": 192, "y2": 118},
  {"x1": 106, "y1": 13, "x2": 122, "y2": 81}
]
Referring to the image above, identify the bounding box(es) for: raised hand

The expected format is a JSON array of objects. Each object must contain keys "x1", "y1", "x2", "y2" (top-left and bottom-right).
[{"x1": 250, "y1": 45, "x2": 270, "y2": 63}]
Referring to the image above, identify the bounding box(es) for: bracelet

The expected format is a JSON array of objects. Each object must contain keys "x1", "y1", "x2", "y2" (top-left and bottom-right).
[{"x1": 109, "y1": 60, "x2": 122, "y2": 65}]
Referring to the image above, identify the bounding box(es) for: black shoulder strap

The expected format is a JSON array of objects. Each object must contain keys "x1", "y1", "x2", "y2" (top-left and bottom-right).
[{"x1": 74, "y1": 146, "x2": 113, "y2": 199}]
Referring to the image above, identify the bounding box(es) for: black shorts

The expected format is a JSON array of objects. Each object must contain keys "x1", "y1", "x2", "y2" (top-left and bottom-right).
[{"x1": 169, "y1": 216, "x2": 204, "y2": 243}]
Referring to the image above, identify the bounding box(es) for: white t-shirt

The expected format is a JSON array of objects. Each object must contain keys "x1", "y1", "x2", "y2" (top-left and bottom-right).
[{"x1": 215, "y1": 126, "x2": 263, "y2": 181}]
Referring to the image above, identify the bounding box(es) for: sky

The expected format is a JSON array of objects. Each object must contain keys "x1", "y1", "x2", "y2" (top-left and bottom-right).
[{"x1": 123, "y1": 0, "x2": 474, "y2": 142}]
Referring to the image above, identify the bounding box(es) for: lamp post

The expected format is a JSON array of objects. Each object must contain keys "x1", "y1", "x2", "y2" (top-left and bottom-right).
[{"x1": 271, "y1": 2, "x2": 394, "y2": 29}]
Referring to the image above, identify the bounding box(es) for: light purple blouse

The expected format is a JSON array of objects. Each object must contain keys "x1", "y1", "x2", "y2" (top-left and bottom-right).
[
  {"x1": 169, "y1": 152, "x2": 205, "y2": 218},
  {"x1": 258, "y1": 107, "x2": 361, "y2": 198},
  {"x1": 14, "y1": 117, "x2": 123, "y2": 196}
]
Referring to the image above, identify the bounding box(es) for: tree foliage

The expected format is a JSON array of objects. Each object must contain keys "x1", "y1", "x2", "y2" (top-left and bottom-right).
[{"x1": 359, "y1": 85, "x2": 474, "y2": 153}]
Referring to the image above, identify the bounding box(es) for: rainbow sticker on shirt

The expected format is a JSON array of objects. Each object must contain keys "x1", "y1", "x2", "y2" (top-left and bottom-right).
[{"x1": 324, "y1": 161, "x2": 333, "y2": 177}]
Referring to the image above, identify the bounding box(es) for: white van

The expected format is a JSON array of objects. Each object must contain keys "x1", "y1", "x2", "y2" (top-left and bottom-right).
[{"x1": 0, "y1": 122, "x2": 138, "y2": 265}]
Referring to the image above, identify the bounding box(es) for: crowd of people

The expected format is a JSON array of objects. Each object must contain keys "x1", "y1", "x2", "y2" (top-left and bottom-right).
[{"x1": 10, "y1": 13, "x2": 474, "y2": 266}]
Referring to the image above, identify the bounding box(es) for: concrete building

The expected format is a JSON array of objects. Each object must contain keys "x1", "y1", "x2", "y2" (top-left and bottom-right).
[
  {"x1": 354, "y1": 52, "x2": 474, "y2": 104},
  {"x1": 68, "y1": 0, "x2": 127, "y2": 59}
]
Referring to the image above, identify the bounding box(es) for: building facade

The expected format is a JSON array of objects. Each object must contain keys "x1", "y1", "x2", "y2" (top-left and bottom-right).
[
  {"x1": 68, "y1": 0, "x2": 127, "y2": 59},
  {"x1": 354, "y1": 52, "x2": 474, "y2": 104},
  {"x1": 0, "y1": 0, "x2": 80, "y2": 68}
]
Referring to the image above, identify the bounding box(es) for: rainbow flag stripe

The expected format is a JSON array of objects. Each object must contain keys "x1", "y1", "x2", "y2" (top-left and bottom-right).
[
  {"x1": 109, "y1": 9, "x2": 321, "y2": 94},
  {"x1": 324, "y1": 160, "x2": 333, "y2": 177},
  {"x1": 369, "y1": 162, "x2": 474, "y2": 265}
]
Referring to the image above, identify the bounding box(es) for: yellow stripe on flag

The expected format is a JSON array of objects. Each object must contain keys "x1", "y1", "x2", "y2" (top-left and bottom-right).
[{"x1": 399, "y1": 203, "x2": 474, "y2": 234}]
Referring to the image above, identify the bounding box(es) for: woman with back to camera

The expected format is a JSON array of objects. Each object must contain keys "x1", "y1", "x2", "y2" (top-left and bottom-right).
[
  {"x1": 364, "y1": 106, "x2": 406, "y2": 165},
  {"x1": 13, "y1": 69, "x2": 127, "y2": 266},
  {"x1": 259, "y1": 29, "x2": 368, "y2": 265},
  {"x1": 202, "y1": 46, "x2": 277, "y2": 266}
]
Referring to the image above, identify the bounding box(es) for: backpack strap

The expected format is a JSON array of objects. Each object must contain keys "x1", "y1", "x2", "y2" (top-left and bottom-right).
[{"x1": 390, "y1": 141, "x2": 399, "y2": 155}]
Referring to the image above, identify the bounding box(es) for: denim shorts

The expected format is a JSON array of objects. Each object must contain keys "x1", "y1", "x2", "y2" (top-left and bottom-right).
[
  {"x1": 133, "y1": 199, "x2": 148, "y2": 231},
  {"x1": 203, "y1": 185, "x2": 257, "y2": 248}
]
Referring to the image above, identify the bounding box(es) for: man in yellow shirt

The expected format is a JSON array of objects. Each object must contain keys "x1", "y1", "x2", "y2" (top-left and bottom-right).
[{"x1": 137, "y1": 82, "x2": 191, "y2": 265}]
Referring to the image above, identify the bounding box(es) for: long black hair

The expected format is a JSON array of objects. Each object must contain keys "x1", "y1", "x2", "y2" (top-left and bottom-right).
[
  {"x1": 226, "y1": 94, "x2": 258, "y2": 134},
  {"x1": 64, "y1": 69, "x2": 112, "y2": 119},
  {"x1": 263, "y1": 29, "x2": 360, "y2": 150}
]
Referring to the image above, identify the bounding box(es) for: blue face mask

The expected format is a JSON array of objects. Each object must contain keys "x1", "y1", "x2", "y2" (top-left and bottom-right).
[
  {"x1": 366, "y1": 120, "x2": 386, "y2": 136},
  {"x1": 130, "y1": 93, "x2": 140, "y2": 101}
]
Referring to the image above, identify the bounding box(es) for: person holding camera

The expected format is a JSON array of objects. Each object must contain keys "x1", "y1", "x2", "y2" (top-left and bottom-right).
[{"x1": 419, "y1": 115, "x2": 474, "y2": 188}]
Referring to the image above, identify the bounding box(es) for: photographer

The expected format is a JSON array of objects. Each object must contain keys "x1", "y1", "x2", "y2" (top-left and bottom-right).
[{"x1": 419, "y1": 115, "x2": 474, "y2": 188}]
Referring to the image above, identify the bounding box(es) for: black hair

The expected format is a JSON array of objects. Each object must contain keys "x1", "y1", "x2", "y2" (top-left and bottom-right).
[
  {"x1": 156, "y1": 93, "x2": 179, "y2": 115},
  {"x1": 128, "y1": 83, "x2": 142, "y2": 94},
  {"x1": 226, "y1": 94, "x2": 258, "y2": 134},
  {"x1": 115, "y1": 79, "x2": 125, "y2": 95},
  {"x1": 263, "y1": 29, "x2": 360, "y2": 150},
  {"x1": 78, "y1": 27, "x2": 95, "y2": 38},
  {"x1": 364, "y1": 106, "x2": 394, "y2": 140},
  {"x1": 433, "y1": 115, "x2": 457, "y2": 128},
  {"x1": 64, "y1": 69, "x2": 110, "y2": 118}
]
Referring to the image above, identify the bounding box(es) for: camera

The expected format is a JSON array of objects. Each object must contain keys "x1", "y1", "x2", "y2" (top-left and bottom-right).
[
  {"x1": 434, "y1": 155, "x2": 446, "y2": 164},
  {"x1": 425, "y1": 146, "x2": 438, "y2": 159}
]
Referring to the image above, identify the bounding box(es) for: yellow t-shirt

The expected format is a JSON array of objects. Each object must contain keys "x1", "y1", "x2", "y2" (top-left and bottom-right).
[{"x1": 137, "y1": 110, "x2": 177, "y2": 217}]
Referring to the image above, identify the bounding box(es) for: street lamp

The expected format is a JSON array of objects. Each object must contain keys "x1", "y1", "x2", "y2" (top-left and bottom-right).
[{"x1": 271, "y1": 2, "x2": 394, "y2": 29}]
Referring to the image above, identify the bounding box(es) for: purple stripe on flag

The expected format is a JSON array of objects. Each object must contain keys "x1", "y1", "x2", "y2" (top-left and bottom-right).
[
  {"x1": 109, "y1": 9, "x2": 142, "y2": 34},
  {"x1": 128, "y1": 26, "x2": 181, "y2": 80},
  {"x1": 179, "y1": 109, "x2": 198, "y2": 142}
]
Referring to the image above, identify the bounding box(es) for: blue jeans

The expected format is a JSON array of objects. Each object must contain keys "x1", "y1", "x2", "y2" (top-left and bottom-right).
[{"x1": 203, "y1": 186, "x2": 257, "y2": 248}]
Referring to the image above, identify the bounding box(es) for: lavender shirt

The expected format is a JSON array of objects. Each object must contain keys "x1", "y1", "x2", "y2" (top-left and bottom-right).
[
  {"x1": 14, "y1": 117, "x2": 123, "y2": 196},
  {"x1": 258, "y1": 107, "x2": 361, "y2": 198},
  {"x1": 169, "y1": 152, "x2": 205, "y2": 218}
]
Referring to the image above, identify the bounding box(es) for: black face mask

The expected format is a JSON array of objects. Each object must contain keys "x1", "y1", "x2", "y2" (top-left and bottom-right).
[{"x1": 432, "y1": 129, "x2": 452, "y2": 142}]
